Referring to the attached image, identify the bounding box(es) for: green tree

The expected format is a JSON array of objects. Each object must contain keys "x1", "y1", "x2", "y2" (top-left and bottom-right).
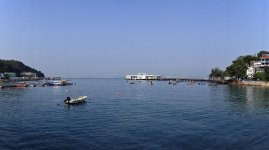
[
  {"x1": 264, "y1": 67, "x2": 269, "y2": 81},
  {"x1": 0, "y1": 59, "x2": 45, "y2": 77},
  {"x1": 209, "y1": 68, "x2": 224, "y2": 78},
  {"x1": 254, "y1": 72, "x2": 266, "y2": 81},
  {"x1": 225, "y1": 57, "x2": 247, "y2": 79},
  {"x1": 243, "y1": 55, "x2": 258, "y2": 65}
]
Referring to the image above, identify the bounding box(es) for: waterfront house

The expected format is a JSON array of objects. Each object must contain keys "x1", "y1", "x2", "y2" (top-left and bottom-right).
[
  {"x1": 246, "y1": 54, "x2": 269, "y2": 79},
  {"x1": 126, "y1": 73, "x2": 162, "y2": 80},
  {"x1": 260, "y1": 54, "x2": 269, "y2": 68},
  {"x1": 246, "y1": 67, "x2": 255, "y2": 78}
]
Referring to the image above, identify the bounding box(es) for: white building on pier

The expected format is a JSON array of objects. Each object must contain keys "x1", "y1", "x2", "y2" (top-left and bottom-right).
[{"x1": 125, "y1": 73, "x2": 162, "y2": 80}]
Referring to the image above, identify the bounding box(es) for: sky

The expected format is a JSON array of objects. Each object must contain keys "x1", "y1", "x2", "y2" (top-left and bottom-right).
[{"x1": 0, "y1": 0, "x2": 268, "y2": 78}]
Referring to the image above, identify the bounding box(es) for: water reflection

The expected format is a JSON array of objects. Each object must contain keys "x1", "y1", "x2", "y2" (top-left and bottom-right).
[{"x1": 225, "y1": 85, "x2": 269, "y2": 110}]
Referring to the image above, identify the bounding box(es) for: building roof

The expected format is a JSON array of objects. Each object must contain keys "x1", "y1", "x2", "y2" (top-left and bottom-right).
[{"x1": 261, "y1": 54, "x2": 269, "y2": 59}]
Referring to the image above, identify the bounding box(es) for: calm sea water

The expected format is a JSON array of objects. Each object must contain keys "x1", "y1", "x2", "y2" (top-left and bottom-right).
[{"x1": 1, "y1": 78, "x2": 269, "y2": 149}]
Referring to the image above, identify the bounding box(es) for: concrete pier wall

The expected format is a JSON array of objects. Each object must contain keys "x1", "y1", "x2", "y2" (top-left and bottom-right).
[{"x1": 241, "y1": 81, "x2": 269, "y2": 87}]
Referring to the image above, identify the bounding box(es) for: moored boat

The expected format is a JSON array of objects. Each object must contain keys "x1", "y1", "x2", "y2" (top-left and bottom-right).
[
  {"x1": 64, "y1": 96, "x2": 87, "y2": 104},
  {"x1": 16, "y1": 82, "x2": 28, "y2": 87},
  {"x1": 53, "y1": 80, "x2": 63, "y2": 86}
]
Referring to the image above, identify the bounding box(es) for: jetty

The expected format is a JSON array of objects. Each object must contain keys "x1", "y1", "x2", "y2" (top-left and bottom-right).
[{"x1": 125, "y1": 73, "x2": 227, "y2": 84}]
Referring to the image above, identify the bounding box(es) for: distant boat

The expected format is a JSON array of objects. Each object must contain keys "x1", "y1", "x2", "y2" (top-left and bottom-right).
[
  {"x1": 198, "y1": 82, "x2": 206, "y2": 85},
  {"x1": 208, "y1": 83, "x2": 218, "y2": 86},
  {"x1": 187, "y1": 82, "x2": 194, "y2": 85},
  {"x1": 61, "y1": 80, "x2": 73, "y2": 86},
  {"x1": 43, "y1": 80, "x2": 73, "y2": 86},
  {"x1": 64, "y1": 96, "x2": 87, "y2": 104},
  {"x1": 16, "y1": 82, "x2": 28, "y2": 87},
  {"x1": 130, "y1": 81, "x2": 135, "y2": 84},
  {"x1": 53, "y1": 80, "x2": 63, "y2": 86}
]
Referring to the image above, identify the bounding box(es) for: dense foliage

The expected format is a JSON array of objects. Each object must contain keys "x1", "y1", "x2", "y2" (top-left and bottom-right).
[
  {"x1": 254, "y1": 72, "x2": 266, "y2": 81},
  {"x1": 225, "y1": 56, "x2": 248, "y2": 79},
  {"x1": 253, "y1": 68, "x2": 269, "y2": 81},
  {"x1": 0, "y1": 59, "x2": 44, "y2": 77},
  {"x1": 209, "y1": 68, "x2": 224, "y2": 78},
  {"x1": 242, "y1": 55, "x2": 258, "y2": 65}
]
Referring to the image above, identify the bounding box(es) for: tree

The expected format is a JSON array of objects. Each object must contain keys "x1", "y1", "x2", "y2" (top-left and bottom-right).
[
  {"x1": 225, "y1": 57, "x2": 247, "y2": 79},
  {"x1": 243, "y1": 55, "x2": 258, "y2": 65},
  {"x1": 254, "y1": 72, "x2": 266, "y2": 81},
  {"x1": 0, "y1": 59, "x2": 45, "y2": 77},
  {"x1": 209, "y1": 68, "x2": 224, "y2": 78},
  {"x1": 264, "y1": 67, "x2": 269, "y2": 81}
]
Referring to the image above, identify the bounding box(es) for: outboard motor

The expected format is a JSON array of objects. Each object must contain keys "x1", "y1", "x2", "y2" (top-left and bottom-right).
[{"x1": 65, "y1": 97, "x2": 71, "y2": 104}]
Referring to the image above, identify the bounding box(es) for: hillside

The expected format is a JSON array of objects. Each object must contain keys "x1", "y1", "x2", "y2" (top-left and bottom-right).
[{"x1": 0, "y1": 59, "x2": 44, "y2": 77}]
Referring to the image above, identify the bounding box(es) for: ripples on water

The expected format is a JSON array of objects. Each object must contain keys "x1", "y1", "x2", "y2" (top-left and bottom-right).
[{"x1": 1, "y1": 79, "x2": 269, "y2": 149}]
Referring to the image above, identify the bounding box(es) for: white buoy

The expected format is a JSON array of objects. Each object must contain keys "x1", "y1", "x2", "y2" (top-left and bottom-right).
[{"x1": 116, "y1": 90, "x2": 121, "y2": 95}]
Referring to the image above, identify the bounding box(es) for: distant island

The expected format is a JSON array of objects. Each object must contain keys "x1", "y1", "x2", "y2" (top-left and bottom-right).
[{"x1": 0, "y1": 59, "x2": 44, "y2": 78}]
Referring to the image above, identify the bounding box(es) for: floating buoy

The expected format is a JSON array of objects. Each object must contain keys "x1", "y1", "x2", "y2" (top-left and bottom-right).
[{"x1": 116, "y1": 90, "x2": 121, "y2": 95}]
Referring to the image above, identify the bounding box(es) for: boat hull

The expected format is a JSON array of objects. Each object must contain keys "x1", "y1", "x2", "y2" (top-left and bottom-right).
[{"x1": 65, "y1": 96, "x2": 87, "y2": 104}]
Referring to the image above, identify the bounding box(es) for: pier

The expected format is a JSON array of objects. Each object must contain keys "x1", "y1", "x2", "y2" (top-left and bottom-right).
[
  {"x1": 125, "y1": 73, "x2": 227, "y2": 84},
  {"x1": 126, "y1": 77, "x2": 228, "y2": 84}
]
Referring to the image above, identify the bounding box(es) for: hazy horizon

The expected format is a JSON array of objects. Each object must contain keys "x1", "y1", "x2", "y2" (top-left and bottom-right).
[{"x1": 1, "y1": 0, "x2": 268, "y2": 78}]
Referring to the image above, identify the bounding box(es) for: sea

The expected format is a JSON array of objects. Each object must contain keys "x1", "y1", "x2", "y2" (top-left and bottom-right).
[{"x1": 0, "y1": 78, "x2": 269, "y2": 149}]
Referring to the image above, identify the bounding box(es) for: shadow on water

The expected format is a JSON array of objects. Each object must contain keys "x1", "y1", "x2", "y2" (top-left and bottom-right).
[{"x1": 63, "y1": 101, "x2": 88, "y2": 110}]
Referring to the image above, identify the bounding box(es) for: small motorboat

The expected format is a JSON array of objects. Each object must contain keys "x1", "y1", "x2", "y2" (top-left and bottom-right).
[
  {"x1": 16, "y1": 82, "x2": 28, "y2": 87},
  {"x1": 64, "y1": 96, "x2": 87, "y2": 104}
]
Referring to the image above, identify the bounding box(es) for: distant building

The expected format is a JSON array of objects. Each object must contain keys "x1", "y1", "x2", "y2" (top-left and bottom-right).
[
  {"x1": 126, "y1": 73, "x2": 162, "y2": 80},
  {"x1": 4, "y1": 72, "x2": 17, "y2": 77},
  {"x1": 20, "y1": 72, "x2": 37, "y2": 78},
  {"x1": 260, "y1": 54, "x2": 269, "y2": 68},
  {"x1": 246, "y1": 54, "x2": 269, "y2": 79},
  {"x1": 246, "y1": 67, "x2": 255, "y2": 78}
]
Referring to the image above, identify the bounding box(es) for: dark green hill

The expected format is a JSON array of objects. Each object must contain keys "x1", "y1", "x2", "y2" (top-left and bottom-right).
[{"x1": 0, "y1": 59, "x2": 44, "y2": 77}]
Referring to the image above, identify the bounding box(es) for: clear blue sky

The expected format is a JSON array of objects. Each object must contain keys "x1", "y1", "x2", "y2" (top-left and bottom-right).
[{"x1": 0, "y1": 0, "x2": 268, "y2": 78}]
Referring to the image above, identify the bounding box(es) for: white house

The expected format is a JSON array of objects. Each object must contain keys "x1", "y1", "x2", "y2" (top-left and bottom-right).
[
  {"x1": 246, "y1": 67, "x2": 255, "y2": 78},
  {"x1": 246, "y1": 54, "x2": 269, "y2": 79}
]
